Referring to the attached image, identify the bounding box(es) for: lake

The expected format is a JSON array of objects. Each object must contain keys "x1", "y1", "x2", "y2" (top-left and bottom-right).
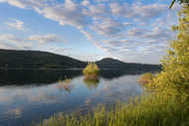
[{"x1": 0, "y1": 70, "x2": 143, "y2": 126}]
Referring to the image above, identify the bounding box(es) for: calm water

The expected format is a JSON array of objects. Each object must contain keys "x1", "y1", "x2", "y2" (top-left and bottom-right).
[{"x1": 0, "y1": 70, "x2": 143, "y2": 126}]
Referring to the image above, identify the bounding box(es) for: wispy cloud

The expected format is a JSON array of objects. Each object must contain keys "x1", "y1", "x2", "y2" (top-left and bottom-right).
[
  {"x1": 0, "y1": 34, "x2": 32, "y2": 49},
  {"x1": 0, "y1": 0, "x2": 178, "y2": 63},
  {"x1": 5, "y1": 19, "x2": 25, "y2": 30},
  {"x1": 28, "y1": 34, "x2": 63, "y2": 44},
  {"x1": 0, "y1": 33, "x2": 63, "y2": 50}
]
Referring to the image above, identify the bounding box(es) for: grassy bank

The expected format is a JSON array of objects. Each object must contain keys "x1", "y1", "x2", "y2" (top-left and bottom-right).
[{"x1": 33, "y1": 94, "x2": 189, "y2": 126}]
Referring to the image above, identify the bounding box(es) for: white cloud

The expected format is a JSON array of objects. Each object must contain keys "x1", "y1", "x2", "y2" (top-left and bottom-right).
[
  {"x1": 0, "y1": 33, "x2": 63, "y2": 50},
  {"x1": 95, "y1": 0, "x2": 109, "y2": 3},
  {"x1": 88, "y1": 4, "x2": 108, "y2": 16},
  {"x1": 28, "y1": 34, "x2": 62, "y2": 44},
  {"x1": 81, "y1": 0, "x2": 90, "y2": 6},
  {"x1": 0, "y1": 0, "x2": 44, "y2": 9},
  {"x1": 0, "y1": 34, "x2": 23, "y2": 43},
  {"x1": 127, "y1": 26, "x2": 175, "y2": 41},
  {"x1": 91, "y1": 18, "x2": 125, "y2": 37},
  {"x1": 0, "y1": 0, "x2": 178, "y2": 63},
  {"x1": 0, "y1": 34, "x2": 32, "y2": 49},
  {"x1": 38, "y1": 3, "x2": 89, "y2": 30},
  {"x1": 110, "y1": 3, "x2": 167, "y2": 20},
  {"x1": 5, "y1": 19, "x2": 25, "y2": 30}
]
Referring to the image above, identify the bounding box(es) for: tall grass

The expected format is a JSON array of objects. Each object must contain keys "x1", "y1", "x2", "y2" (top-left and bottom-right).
[{"x1": 33, "y1": 94, "x2": 189, "y2": 126}]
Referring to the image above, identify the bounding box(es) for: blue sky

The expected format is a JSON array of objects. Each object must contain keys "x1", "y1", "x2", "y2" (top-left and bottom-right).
[{"x1": 0, "y1": 0, "x2": 179, "y2": 64}]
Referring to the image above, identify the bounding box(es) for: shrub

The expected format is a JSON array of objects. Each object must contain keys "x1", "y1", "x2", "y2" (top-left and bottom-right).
[
  {"x1": 83, "y1": 63, "x2": 100, "y2": 76},
  {"x1": 138, "y1": 73, "x2": 154, "y2": 85}
]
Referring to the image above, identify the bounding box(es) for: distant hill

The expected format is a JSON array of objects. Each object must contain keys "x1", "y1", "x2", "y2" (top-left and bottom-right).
[
  {"x1": 0, "y1": 49, "x2": 87, "y2": 70},
  {"x1": 0, "y1": 49, "x2": 161, "y2": 72},
  {"x1": 96, "y1": 58, "x2": 161, "y2": 73}
]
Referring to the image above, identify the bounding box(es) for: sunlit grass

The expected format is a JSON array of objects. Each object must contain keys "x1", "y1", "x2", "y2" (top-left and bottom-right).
[{"x1": 32, "y1": 94, "x2": 189, "y2": 126}]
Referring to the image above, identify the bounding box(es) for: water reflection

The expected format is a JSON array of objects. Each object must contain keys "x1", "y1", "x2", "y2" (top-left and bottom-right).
[
  {"x1": 6, "y1": 108, "x2": 22, "y2": 119},
  {"x1": 0, "y1": 70, "x2": 146, "y2": 126},
  {"x1": 0, "y1": 69, "x2": 153, "y2": 86},
  {"x1": 83, "y1": 78, "x2": 100, "y2": 90},
  {"x1": 0, "y1": 70, "x2": 82, "y2": 85},
  {"x1": 57, "y1": 79, "x2": 74, "y2": 93}
]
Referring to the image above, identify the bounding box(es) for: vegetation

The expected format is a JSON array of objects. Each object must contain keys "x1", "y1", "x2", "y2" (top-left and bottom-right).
[
  {"x1": 0, "y1": 49, "x2": 161, "y2": 72},
  {"x1": 146, "y1": 4, "x2": 189, "y2": 102},
  {"x1": 170, "y1": 0, "x2": 189, "y2": 8},
  {"x1": 33, "y1": 95, "x2": 188, "y2": 126},
  {"x1": 83, "y1": 63, "x2": 100, "y2": 77},
  {"x1": 96, "y1": 58, "x2": 161, "y2": 72},
  {"x1": 0, "y1": 49, "x2": 87, "y2": 70},
  {"x1": 83, "y1": 63, "x2": 100, "y2": 88},
  {"x1": 138, "y1": 72, "x2": 154, "y2": 85},
  {"x1": 33, "y1": 2, "x2": 189, "y2": 126}
]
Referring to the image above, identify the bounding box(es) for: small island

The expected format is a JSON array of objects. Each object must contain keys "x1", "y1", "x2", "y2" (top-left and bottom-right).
[{"x1": 83, "y1": 63, "x2": 100, "y2": 81}]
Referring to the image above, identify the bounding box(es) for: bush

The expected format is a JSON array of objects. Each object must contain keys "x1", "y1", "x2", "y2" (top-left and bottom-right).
[
  {"x1": 83, "y1": 63, "x2": 100, "y2": 76},
  {"x1": 138, "y1": 73, "x2": 154, "y2": 85}
]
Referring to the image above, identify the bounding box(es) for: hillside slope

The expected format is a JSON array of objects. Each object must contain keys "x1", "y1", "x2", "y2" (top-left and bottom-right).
[
  {"x1": 0, "y1": 49, "x2": 87, "y2": 69},
  {"x1": 0, "y1": 49, "x2": 161, "y2": 72},
  {"x1": 96, "y1": 58, "x2": 161, "y2": 72}
]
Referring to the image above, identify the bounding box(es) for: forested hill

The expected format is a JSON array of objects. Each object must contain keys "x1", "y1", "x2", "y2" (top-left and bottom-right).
[
  {"x1": 0, "y1": 49, "x2": 161, "y2": 72},
  {"x1": 0, "y1": 49, "x2": 87, "y2": 70},
  {"x1": 96, "y1": 58, "x2": 161, "y2": 72}
]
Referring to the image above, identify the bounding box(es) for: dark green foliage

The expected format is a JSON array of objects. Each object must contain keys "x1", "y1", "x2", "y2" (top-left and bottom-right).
[
  {"x1": 96, "y1": 58, "x2": 161, "y2": 72},
  {"x1": 0, "y1": 49, "x2": 87, "y2": 70}
]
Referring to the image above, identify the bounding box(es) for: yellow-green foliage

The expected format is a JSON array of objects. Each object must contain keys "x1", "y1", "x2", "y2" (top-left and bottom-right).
[
  {"x1": 138, "y1": 73, "x2": 154, "y2": 85},
  {"x1": 83, "y1": 63, "x2": 100, "y2": 76},
  {"x1": 147, "y1": 6, "x2": 189, "y2": 102}
]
